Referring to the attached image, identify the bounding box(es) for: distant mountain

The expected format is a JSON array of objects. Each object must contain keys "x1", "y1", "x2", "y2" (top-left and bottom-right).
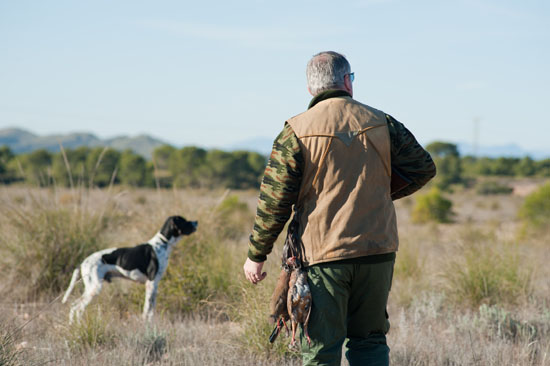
[
  {"x1": 105, "y1": 135, "x2": 167, "y2": 158},
  {"x1": 457, "y1": 142, "x2": 550, "y2": 160},
  {"x1": 0, "y1": 127, "x2": 169, "y2": 159},
  {"x1": 3, "y1": 128, "x2": 549, "y2": 161}
]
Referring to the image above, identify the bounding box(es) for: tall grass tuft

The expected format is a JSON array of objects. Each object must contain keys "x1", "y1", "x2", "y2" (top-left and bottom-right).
[
  {"x1": 0, "y1": 324, "x2": 23, "y2": 366},
  {"x1": 0, "y1": 319, "x2": 39, "y2": 366},
  {"x1": 136, "y1": 326, "x2": 167, "y2": 364},
  {"x1": 234, "y1": 284, "x2": 298, "y2": 360},
  {"x1": 1, "y1": 197, "x2": 112, "y2": 299},
  {"x1": 444, "y1": 230, "x2": 532, "y2": 307},
  {"x1": 478, "y1": 304, "x2": 539, "y2": 342},
  {"x1": 394, "y1": 243, "x2": 422, "y2": 280},
  {"x1": 64, "y1": 306, "x2": 116, "y2": 351},
  {"x1": 393, "y1": 242, "x2": 426, "y2": 306}
]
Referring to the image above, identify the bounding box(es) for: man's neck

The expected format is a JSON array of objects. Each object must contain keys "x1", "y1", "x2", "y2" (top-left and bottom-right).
[{"x1": 308, "y1": 89, "x2": 352, "y2": 110}]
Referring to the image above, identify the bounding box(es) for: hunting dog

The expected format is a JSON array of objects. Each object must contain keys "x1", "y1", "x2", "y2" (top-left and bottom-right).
[{"x1": 62, "y1": 215, "x2": 198, "y2": 322}]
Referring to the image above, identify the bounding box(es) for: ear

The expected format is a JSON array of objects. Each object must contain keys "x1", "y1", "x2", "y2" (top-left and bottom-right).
[
  {"x1": 170, "y1": 220, "x2": 178, "y2": 233},
  {"x1": 344, "y1": 74, "x2": 353, "y2": 96}
]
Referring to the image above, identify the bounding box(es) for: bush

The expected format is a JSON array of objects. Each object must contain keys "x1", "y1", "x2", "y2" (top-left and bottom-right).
[
  {"x1": 476, "y1": 180, "x2": 513, "y2": 195},
  {"x1": 518, "y1": 183, "x2": 550, "y2": 229},
  {"x1": 411, "y1": 187, "x2": 453, "y2": 223}
]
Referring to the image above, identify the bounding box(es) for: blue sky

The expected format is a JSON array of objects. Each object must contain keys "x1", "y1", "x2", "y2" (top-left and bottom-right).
[{"x1": 1, "y1": 0, "x2": 549, "y2": 152}]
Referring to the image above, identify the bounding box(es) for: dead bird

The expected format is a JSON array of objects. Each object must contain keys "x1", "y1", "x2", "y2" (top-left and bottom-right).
[
  {"x1": 268, "y1": 268, "x2": 291, "y2": 343},
  {"x1": 287, "y1": 257, "x2": 312, "y2": 348},
  {"x1": 269, "y1": 232, "x2": 295, "y2": 344}
]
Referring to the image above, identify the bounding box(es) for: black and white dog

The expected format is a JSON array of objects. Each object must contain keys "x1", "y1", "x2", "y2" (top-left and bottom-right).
[{"x1": 62, "y1": 216, "x2": 198, "y2": 322}]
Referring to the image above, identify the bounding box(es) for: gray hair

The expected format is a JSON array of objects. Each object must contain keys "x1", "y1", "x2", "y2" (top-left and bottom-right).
[{"x1": 306, "y1": 51, "x2": 351, "y2": 96}]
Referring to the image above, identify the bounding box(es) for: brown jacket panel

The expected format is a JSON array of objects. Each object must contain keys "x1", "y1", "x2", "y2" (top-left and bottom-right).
[{"x1": 287, "y1": 96, "x2": 398, "y2": 266}]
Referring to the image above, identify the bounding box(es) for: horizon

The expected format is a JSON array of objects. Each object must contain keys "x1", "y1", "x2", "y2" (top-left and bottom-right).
[
  {"x1": 2, "y1": 125, "x2": 550, "y2": 160},
  {"x1": 1, "y1": 1, "x2": 549, "y2": 152}
]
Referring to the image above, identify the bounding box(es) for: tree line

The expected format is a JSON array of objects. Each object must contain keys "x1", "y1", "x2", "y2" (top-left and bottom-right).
[
  {"x1": 0, "y1": 145, "x2": 266, "y2": 189},
  {"x1": 1, "y1": 142, "x2": 549, "y2": 190},
  {"x1": 426, "y1": 142, "x2": 550, "y2": 190}
]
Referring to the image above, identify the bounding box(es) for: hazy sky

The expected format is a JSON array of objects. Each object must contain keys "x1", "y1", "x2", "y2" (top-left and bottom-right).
[{"x1": 1, "y1": 0, "x2": 549, "y2": 151}]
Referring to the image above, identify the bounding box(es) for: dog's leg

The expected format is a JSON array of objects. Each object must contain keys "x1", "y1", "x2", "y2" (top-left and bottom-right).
[
  {"x1": 62, "y1": 267, "x2": 80, "y2": 304},
  {"x1": 69, "y1": 291, "x2": 94, "y2": 323},
  {"x1": 69, "y1": 264, "x2": 103, "y2": 323},
  {"x1": 142, "y1": 279, "x2": 159, "y2": 321}
]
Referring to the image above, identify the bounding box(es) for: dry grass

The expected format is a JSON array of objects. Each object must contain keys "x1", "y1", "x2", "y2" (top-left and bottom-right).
[{"x1": 0, "y1": 180, "x2": 549, "y2": 365}]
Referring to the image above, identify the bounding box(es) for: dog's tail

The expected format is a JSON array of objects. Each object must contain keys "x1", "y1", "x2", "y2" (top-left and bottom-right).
[{"x1": 62, "y1": 267, "x2": 80, "y2": 304}]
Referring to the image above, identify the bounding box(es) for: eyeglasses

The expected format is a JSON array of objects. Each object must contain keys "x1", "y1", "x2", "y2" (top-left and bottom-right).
[{"x1": 348, "y1": 72, "x2": 355, "y2": 83}]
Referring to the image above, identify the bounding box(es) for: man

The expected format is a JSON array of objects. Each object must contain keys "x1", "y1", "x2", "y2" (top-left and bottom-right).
[{"x1": 243, "y1": 51, "x2": 436, "y2": 365}]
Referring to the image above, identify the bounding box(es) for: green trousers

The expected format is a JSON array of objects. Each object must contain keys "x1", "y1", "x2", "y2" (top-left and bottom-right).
[{"x1": 300, "y1": 260, "x2": 395, "y2": 366}]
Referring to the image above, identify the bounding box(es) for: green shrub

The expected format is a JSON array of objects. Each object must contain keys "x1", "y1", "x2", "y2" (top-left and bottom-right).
[
  {"x1": 476, "y1": 180, "x2": 513, "y2": 195},
  {"x1": 518, "y1": 183, "x2": 550, "y2": 229},
  {"x1": 411, "y1": 187, "x2": 453, "y2": 223}
]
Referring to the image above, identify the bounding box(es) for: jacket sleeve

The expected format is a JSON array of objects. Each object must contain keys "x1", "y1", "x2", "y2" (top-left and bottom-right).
[
  {"x1": 248, "y1": 123, "x2": 304, "y2": 262},
  {"x1": 387, "y1": 115, "x2": 436, "y2": 200}
]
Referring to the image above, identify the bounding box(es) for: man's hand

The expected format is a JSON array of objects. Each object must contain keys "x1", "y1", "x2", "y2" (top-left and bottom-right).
[{"x1": 243, "y1": 258, "x2": 267, "y2": 285}]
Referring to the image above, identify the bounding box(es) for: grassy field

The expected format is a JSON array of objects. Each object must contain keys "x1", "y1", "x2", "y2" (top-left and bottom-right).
[{"x1": 0, "y1": 181, "x2": 549, "y2": 365}]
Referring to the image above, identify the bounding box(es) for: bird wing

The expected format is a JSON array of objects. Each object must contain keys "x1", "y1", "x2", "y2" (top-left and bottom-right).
[{"x1": 270, "y1": 270, "x2": 290, "y2": 321}]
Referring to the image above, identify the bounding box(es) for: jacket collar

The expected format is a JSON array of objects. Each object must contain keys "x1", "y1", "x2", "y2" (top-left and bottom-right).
[{"x1": 308, "y1": 89, "x2": 352, "y2": 110}]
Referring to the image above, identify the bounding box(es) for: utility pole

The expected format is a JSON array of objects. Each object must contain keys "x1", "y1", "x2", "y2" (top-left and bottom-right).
[{"x1": 473, "y1": 118, "x2": 480, "y2": 157}]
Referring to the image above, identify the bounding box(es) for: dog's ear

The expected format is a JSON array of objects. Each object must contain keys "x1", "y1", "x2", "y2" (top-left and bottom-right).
[
  {"x1": 160, "y1": 216, "x2": 196, "y2": 239},
  {"x1": 160, "y1": 217, "x2": 178, "y2": 239}
]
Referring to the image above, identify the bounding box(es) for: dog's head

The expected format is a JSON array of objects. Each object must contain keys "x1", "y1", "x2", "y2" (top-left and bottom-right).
[{"x1": 160, "y1": 216, "x2": 198, "y2": 240}]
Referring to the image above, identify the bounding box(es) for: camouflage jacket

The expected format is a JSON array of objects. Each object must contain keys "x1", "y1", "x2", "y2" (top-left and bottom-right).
[{"x1": 248, "y1": 90, "x2": 436, "y2": 263}]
